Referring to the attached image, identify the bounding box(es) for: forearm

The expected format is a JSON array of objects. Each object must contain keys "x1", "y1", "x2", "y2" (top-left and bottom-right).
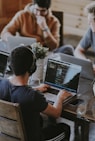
[
  {"x1": 42, "y1": 28, "x2": 59, "y2": 50},
  {"x1": 74, "y1": 50, "x2": 87, "y2": 59},
  {"x1": 43, "y1": 102, "x2": 63, "y2": 118},
  {"x1": 43, "y1": 97, "x2": 65, "y2": 118},
  {"x1": 36, "y1": 15, "x2": 59, "y2": 50},
  {"x1": 43, "y1": 90, "x2": 71, "y2": 118},
  {"x1": 74, "y1": 45, "x2": 87, "y2": 60},
  {"x1": 53, "y1": 97, "x2": 63, "y2": 117}
]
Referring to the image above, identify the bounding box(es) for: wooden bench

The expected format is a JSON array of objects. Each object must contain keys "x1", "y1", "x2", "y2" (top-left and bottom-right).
[{"x1": 0, "y1": 99, "x2": 27, "y2": 141}]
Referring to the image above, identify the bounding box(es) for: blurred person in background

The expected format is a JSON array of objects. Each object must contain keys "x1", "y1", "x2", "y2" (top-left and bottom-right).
[
  {"x1": 1, "y1": 0, "x2": 60, "y2": 51},
  {"x1": 0, "y1": 45, "x2": 71, "y2": 141},
  {"x1": 1, "y1": 0, "x2": 74, "y2": 55},
  {"x1": 74, "y1": 2, "x2": 95, "y2": 73}
]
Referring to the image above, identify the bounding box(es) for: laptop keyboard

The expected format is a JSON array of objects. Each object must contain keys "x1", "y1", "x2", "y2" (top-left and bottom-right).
[
  {"x1": 47, "y1": 87, "x2": 59, "y2": 95},
  {"x1": 47, "y1": 95, "x2": 73, "y2": 105}
]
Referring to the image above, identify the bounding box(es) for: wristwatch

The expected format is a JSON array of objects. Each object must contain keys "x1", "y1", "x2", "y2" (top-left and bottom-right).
[{"x1": 42, "y1": 27, "x2": 49, "y2": 32}]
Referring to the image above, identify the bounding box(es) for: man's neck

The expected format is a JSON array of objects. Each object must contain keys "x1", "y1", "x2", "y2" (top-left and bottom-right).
[{"x1": 8, "y1": 73, "x2": 29, "y2": 86}]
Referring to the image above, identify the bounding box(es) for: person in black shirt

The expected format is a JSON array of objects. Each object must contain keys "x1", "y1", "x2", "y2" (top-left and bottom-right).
[{"x1": 0, "y1": 45, "x2": 71, "y2": 141}]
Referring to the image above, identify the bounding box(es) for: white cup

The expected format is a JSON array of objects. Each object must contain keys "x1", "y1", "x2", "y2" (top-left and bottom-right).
[{"x1": 77, "y1": 101, "x2": 87, "y2": 117}]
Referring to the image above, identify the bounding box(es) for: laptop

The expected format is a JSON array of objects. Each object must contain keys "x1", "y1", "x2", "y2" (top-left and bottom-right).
[
  {"x1": 44, "y1": 58, "x2": 82, "y2": 104},
  {"x1": 50, "y1": 53, "x2": 94, "y2": 80},
  {"x1": 7, "y1": 36, "x2": 36, "y2": 52},
  {"x1": 0, "y1": 50, "x2": 9, "y2": 78}
]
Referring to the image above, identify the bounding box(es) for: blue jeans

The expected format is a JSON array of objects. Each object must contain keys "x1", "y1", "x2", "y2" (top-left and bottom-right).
[{"x1": 53, "y1": 44, "x2": 74, "y2": 56}]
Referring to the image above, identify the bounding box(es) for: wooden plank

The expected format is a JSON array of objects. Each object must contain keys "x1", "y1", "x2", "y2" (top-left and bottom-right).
[
  {"x1": 22, "y1": 0, "x2": 32, "y2": 5},
  {"x1": 0, "y1": 0, "x2": 3, "y2": 17},
  {"x1": 52, "y1": 0, "x2": 90, "y2": 7},
  {"x1": 52, "y1": 3, "x2": 86, "y2": 16},
  {"x1": 0, "y1": 117, "x2": 20, "y2": 138},
  {"x1": 0, "y1": 134, "x2": 19, "y2": 141},
  {"x1": 0, "y1": 17, "x2": 11, "y2": 23},
  {"x1": 0, "y1": 100, "x2": 19, "y2": 120},
  {"x1": 64, "y1": 26, "x2": 86, "y2": 36},
  {"x1": 2, "y1": 0, "x2": 21, "y2": 17},
  {"x1": 64, "y1": 13, "x2": 88, "y2": 30}
]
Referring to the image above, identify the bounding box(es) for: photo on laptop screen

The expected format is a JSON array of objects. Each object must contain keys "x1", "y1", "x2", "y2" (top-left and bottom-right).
[
  {"x1": 0, "y1": 51, "x2": 9, "y2": 78},
  {"x1": 44, "y1": 58, "x2": 82, "y2": 93}
]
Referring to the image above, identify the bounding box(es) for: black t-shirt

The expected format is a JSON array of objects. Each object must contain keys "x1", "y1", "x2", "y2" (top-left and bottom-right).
[{"x1": 0, "y1": 78, "x2": 48, "y2": 141}]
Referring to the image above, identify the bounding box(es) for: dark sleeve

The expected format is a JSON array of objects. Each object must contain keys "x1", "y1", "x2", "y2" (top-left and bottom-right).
[
  {"x1": 0, "y1": 79, "x2": 11, "y2": 101},
  {"x1": 79, "y1": 28, "x2": 92, "y2": 50},
  {"x1": 30, "y1": 90, "x2": 48, "y2": 112}
]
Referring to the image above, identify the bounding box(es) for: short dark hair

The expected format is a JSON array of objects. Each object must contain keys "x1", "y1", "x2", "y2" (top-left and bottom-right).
[
  {"x1": 85, "y1": 2, "x2": 95, "y2": 17},
  {"x1": 34, "y1": 0, "x2": 51, "y2": 9},
  {"x1": 10, "y1": 45, "x2": 34, "y2": 75}
]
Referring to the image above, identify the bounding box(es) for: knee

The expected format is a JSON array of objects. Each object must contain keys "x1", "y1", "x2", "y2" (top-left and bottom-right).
[{"x1": 54, "y1": 44, "x2": 74, "y2": 56}]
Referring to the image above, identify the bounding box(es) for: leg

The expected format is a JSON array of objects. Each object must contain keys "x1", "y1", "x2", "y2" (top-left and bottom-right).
[
  {"x1": 53, "y1": 44, "x2": 74, "y2": 56},
  {"x1": 81, "y1": 120, "x2": 90, "y2": 141},
  {"x1": 42, "y1": 123, "x2": 70, "y2": 141},
  {"x1": 74, "y1": 121, "x2": 81, "y2": 141},
  {"x1": 74, "y1": 119, "x2": 90, "y2": 141}
]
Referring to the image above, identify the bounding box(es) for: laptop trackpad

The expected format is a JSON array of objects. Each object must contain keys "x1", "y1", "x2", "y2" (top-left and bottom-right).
[{"x1": 46, "y1": 87, "x2": 59, "y2": 95}]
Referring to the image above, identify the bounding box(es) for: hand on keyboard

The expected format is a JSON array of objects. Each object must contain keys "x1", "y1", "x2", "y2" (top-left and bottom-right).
[
  {"x1": 57, "y1": 90, "x2": 72, "y2": 101},
  {"x1": 35, "y1": 84, "x2": 50, "y2": 92}
]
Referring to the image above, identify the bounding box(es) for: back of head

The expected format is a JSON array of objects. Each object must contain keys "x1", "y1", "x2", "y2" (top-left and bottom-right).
[
  {"x1": 85, "y1": 2, "x2": 95, "y2": 17},
  {"x1": 34, "y1": 0, "x2": 51, "y2": 9},
  {"x1": 10, "y1": 45, "x2": 36, "y2": 76}
]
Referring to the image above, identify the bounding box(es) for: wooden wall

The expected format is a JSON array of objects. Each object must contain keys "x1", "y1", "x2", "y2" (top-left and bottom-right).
[
  {"x1": 0, "y1": 0, "x2": 31, "y2": 32},
  {"x1": 0, "y1": 0, "x2": 92, "y2": 36},
  {"x1": 51, "y1": 0, "x2": 91, "y2": 36}
]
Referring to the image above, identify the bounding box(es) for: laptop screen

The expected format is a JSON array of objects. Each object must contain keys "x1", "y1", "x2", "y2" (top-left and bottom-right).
[
  {"x1": 52, "y1": 53, "x2": 94, "y2": 80},
  {"x1": 44, "y1": 59, "x2": 82, "y2": 93},
  {"x1": 0, "y1": 51, "x2": 9, "y2": 77}
]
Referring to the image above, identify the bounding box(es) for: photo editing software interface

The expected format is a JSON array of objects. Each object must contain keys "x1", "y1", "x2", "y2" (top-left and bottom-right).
[{"x1": 45, "y1": 59, "x2": 82, "y2": 93}]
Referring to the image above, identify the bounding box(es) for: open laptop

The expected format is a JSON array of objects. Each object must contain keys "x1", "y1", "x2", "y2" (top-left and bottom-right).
[
  {"x1": 50, "y1": 53, "x2": 94, "y2": 80},
  {"x1": 7, "y1": 36, "x2": 36, "y2": 52},
  {"x1": 0, "y1": 50, "x2": 9, "y2": 78},
  {"x1": 44, "y1": 58, "x2": 82, "y2": 104}
]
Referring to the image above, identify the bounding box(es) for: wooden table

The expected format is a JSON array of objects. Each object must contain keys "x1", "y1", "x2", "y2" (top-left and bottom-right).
[{"x1": 61, "y1": 77, "x2": 95, "y2": 141}]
